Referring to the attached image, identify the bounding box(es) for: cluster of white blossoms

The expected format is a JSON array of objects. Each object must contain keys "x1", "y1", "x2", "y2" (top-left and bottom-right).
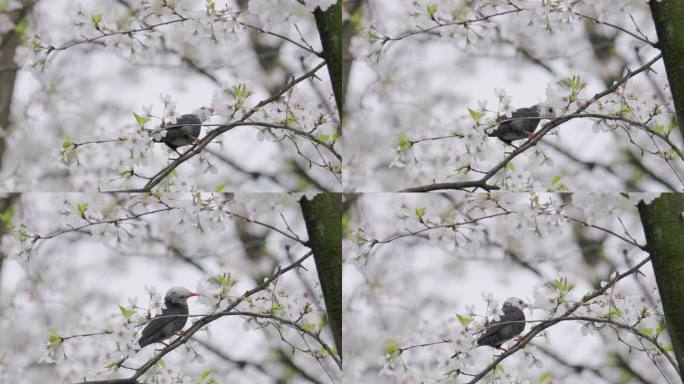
[
  {"x1": 0, "y1": 192, "x2": 327, "y2": 383},
  {"x1": 344, "y1": 192, "x2": 668, "y2": 383},
  {"x1": 344, "y1": 0, "x2": 679, "y2": 192},
  {"x1": 0, "y1": 193, "x2": 303, "y2": 264}
]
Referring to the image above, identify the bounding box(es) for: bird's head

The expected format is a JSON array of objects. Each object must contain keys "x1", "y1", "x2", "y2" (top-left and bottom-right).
[
  {"x1": 165, "y1": 286, "x2": 199, "y2": 306},
  {"x1": 192, "y1": 107, "x2": 213, "y2": 123},
  {"x1": 503, "y1": 297, "x2": 528, "y2": 311},
  {"x1": 532, "y1": 103, "x2": 555, "y2": 118}
]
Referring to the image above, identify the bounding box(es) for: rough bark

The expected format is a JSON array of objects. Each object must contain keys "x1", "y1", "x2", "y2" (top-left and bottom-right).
[
  {"x1": 299, "y1": 193, "x2": 342, "y2": 356},
  {"x1": 314, "y1": 1, "x2": 343, "y2": 117},
  {"x1": 638, "y1": 193, "x2": 684, "y2": 380},
  {"x1": 649, "y1": 0, "x2": 684, "y2": 142}
]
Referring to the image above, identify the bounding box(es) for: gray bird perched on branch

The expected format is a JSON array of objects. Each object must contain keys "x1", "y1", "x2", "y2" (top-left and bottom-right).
[
  {"x1": 138, "y1": 287, "x2": 199, "y2": 349},
  {"x1": 487, "y1": 104, "x2": 554, "y2": 146},
  {"x1": 477, "y1": 297, "x2": 527, "y2": 350},
  {"x1": 150, "y1": 107, "x2": 212, "y2": 155}
]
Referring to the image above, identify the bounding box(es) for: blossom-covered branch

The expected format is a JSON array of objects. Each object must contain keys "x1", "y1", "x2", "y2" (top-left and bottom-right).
[
  {"x1": 72, "y1": 251, "x2": 319, "y2": 384},
  {"x1": 103, "y1": 60, "x2": 330, "y2": 193},
  {"x1": 400, "y1": 54, "x2": 664, "y2": 192},
  {"x1": 466, "y1": 255, "x2": 654, "y2": 383}
]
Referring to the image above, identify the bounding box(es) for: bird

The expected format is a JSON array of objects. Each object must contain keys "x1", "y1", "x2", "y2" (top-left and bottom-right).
[
  {"x1": 150, "y1": 107, "x2": 212, "y2": 156},
  {"x1": 138, "y1": 287, "x2": 199, "y2": 349},
  {"x1": 476, "y1": 297, "x2": 527, "y2": 350},
  {"x1": 487, "y1": 104, "x2": 554, "y2": 146}
]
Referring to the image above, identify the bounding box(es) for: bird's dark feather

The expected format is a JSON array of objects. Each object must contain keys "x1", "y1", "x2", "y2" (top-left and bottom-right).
[
  {"x1": 487, "y1": 106, "x2": 541, "y2": 145},
  {"x1": 152, "y1": 114, "x2": 202, "y2": 150},
  {"x1": 476, "y1": 306, "x2": 525, "y2": 348},
  {"x1": 138, "y1": 301, "x2": 189, "y2": 348}
]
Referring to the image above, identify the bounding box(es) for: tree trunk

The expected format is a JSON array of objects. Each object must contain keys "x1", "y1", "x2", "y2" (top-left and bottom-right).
[
  {"x1": 649, "y1": 0, "x2": 684, "y2": 142},
  {"x1": 638, "y1": 193, "x2": 684, "y2": 380},
  {"x1": 314, "y1": 1, "x2": 343, "y2": 117},
  {"x1": 299, "y1": 193, "x2": 342, "y2": 357}
]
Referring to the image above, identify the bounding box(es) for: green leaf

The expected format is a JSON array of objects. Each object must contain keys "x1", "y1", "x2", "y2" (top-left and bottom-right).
[
  {"x1": 415, "y1": 207, "x2": 426, "y2": 219},
  {"x1": 270, "y1": 302, "x2": 284, "y2": 315},
  {"x1": 396, "y1": 132, "x2": 412, "y2": 151},
  {"x1": 385, "y1": 339, "x2": 400, "y2": 356},
  {"x1": 157, "y1": 358, "x2": 165, "y2": 367},
  {"x1": 118, "y1": 304, "x2": 134, "y2": 319},
  {"x1": 47, "y1": 328, "x2": 61, "y2": 346},
  {"x1": 214, "y1": 183, "x2": 225, "y2": 193},
  {"x1": 200, "y1": 368, "x2": 212, "y2": 379},
  {"x1": 14, "y1": 17, "x2": 29, "y2": 41},
  {"x1": 206, "y1": 0, "x2": 217, "y2": 15},
  {"x1": 467, "y1": 108, "x2": 483, "y2": 123},
  {"x1": 456, "y1": 313, "x2": 472, "y2": 327},
  {"x1": 608, "y1": 306, "x2": 620, "y2": 319},
  {"x1": 650, "y1": 124, "x2": 665, "y2": 134},
  {"x1": 232, "y1": 83, "x2": 250, "y2": 99},
  {"x1": 91, "y1": 14, "x2": 102, "y2": 26},
  {"x1": 217, "y1": 272, "x2": 232, "y2": 287},
  {"x1": 505, "y1": 162, "x2": 515, "y2": 171},
  {"x1": 133, "y1": 112, "x2": 150, "y2": 126},
  {"x1": 550, "y1": 175, "x2": 562, "y2": 185},
  {"x1": 426, "y1": 4, "x2": 437, "y2": 17},
  {"x1": 301, "y1": 323, "x2": 318, "y2": 333},
  {"x1": 315, "y1": 134, "x2": 330, "y2": 143},
  {"x1": 0, "y1": 206, "x2": 14, "y2": 228},
  {"x1": 76, "y1": 202, "x2": 88, "y2": 217},
  {"x1": 62, "y1": 133, "x2": 74, "y2": 149},
  {"x1": 539, "y1": 371, "x2": 550, "y2": 382},
  {"x1": 656, "y1": 320, "x2": 666, "y2": 335}
]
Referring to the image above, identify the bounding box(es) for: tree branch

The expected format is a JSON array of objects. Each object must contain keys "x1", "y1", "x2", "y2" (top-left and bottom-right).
[
  {"x1": 400, "y1": 54, "x2": 664, "y2": 192},
  {"x1": 74, "y1": 251, "x2": 314, "y2": 384},
  {"x1": 103, "y1": 61, "x2": 327, "y2": 193},
  {"x1": 466, "y1": 255, "x2": 653, "y2": 383}
]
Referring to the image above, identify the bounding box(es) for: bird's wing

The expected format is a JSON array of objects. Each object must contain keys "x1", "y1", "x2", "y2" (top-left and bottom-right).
[
  {"x1": 510, "y1": 108, "x2": 540, "y2": 132},
  {"x1": 138, "y1": 305, "x2": 187, "y2": 346},
  {"x1": 139, "y1": 316, "x2": 175, "y2": 346},
  {"x1": 177, "y1": 115, "x2": 202, "y2": 138},
  {"x1": 477, "y1": 309, "x2": 525, "y2": 346},
  {"x1": 477, "y1": 320, "x2": 514, "y2": 346}
]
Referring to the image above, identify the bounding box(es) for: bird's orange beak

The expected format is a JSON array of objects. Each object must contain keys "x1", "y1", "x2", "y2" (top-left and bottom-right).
[
  {"x1": 523, "y1": 303, "x2": 529, "y2": 308},
  {"x1": 189, "y1": 291, "x2": 200, "y2": 297}
]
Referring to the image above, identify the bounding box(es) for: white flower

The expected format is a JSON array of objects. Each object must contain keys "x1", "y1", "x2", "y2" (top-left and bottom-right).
[
  {"x1": 303, "y1": 0, "x2": 336, "y2": 12},
  {"x1": 211, "y1": 90, "x2": 236, "y2": 116},
  {"x1": 378, "y1": 354, "x2": 397, "y2": 376},
  {"x1": 248, "y1": 0, "x2": 296, "y2": 31},
  {"x1": 494, "y1": 88, "x2": 511, "y2": 111},
  {"x1": 452, "y1": 328, "x2": 476, "y2": 354},
  {"x1": 533, "y1": 284, "x2": 557, "y2": 312}
]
